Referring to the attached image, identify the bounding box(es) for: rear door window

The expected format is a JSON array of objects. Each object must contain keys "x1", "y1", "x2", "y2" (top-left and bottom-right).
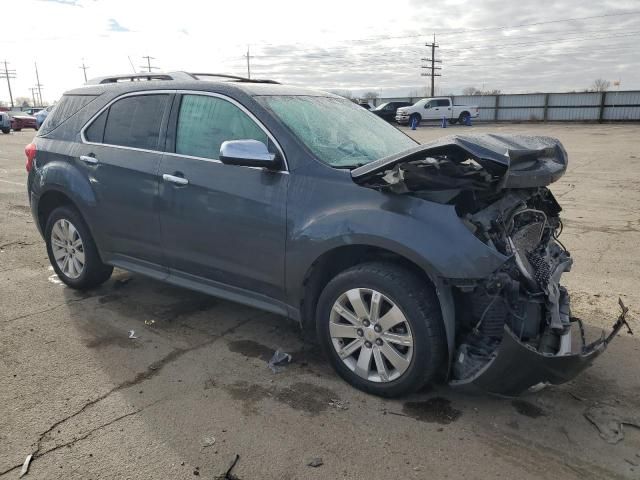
[
  {"x1": 102, "y1": 94, "x2": 169, "y2": 150},
  {"x1": 175, "y1": 94, "x2": 268, "y2": 160},
  {"x1": 84, "y1": 110, "x2": 107, "y2": 143},
  {"x1": 436, "y1": 99, "x2": 450, "y2": 107}
]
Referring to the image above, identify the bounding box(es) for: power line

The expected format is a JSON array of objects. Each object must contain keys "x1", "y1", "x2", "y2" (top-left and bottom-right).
[{"x1": 421, "y1": 34, "x2": 441, "y2": 96}]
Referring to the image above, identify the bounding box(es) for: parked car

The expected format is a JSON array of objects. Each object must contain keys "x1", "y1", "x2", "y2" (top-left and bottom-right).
[
  {"x1": 395, "y1": 97, "x2": 479, "y2": 125},
  {"x1": 8, "y1": 111, "x2": 38, "y2": 131},
  {"x1": 371, "y1": 101, "x2": 412, "y2": 122},
  {"x1": 35, "y1": 105, "x2": 54, "y2": 129},
  {"x1": 24, "y1": 107, "x2": 44, "y2": 116},
  {"x1": 357, "y1": 100, "x2": 372, "y2": 110},
  {"x1": 26, "y1": 71, "x2": 626, "y2": 397},
  {"x1": 0, "y1": 111, "x2": 10, "y2": 134}
]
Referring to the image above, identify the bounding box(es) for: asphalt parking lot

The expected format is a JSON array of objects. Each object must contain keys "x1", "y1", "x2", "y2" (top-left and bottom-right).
[{"x1": 1, "y1": 123, "x2": 639, "y2": 479}]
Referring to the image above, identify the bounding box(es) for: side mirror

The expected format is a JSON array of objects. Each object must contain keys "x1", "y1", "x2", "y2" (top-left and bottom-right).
[{"x1": 219, "y1": 139, "x2": 279, "y2": 169}]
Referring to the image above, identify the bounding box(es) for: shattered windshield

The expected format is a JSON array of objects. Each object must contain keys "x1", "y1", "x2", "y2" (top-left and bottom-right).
[{"x1": 257, "y1": 95, "x2": 417, "y2": 168}]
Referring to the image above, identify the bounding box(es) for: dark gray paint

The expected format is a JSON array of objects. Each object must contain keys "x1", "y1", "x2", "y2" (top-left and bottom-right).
[{"x1": 29, "y1": 79, "x2": 532, "y2": 355}]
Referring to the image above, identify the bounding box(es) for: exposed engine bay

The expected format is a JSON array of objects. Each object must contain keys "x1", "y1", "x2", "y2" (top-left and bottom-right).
[{"x1": 353, "y1": 134, "x2": 632, "y2": 395}]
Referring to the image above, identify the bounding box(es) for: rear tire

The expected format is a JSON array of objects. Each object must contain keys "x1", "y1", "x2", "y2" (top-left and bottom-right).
[
  {"x1": 1, "y1": 128, "x2": 9, "y2": 134},
  {"x1": 45, "y1": 206, "x2": 113, "y2": 290},
  {"x1": 316, "y1": 262, "x2": 446, "y2": 397},
  {"x1": 458, "y1": 112, "x2": 470, "y2": 124}
]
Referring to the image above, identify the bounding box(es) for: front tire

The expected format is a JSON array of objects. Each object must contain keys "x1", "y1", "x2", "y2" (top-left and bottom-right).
[
  {"x1": 1, "y1": 128, "x2": 9, "y2": 134},
  {"x1": 316, "y1": 262, "x2": 446, "y2": 397},
  {"x1": 45, "y1": 206, "x2": 113, "y2": 289}
]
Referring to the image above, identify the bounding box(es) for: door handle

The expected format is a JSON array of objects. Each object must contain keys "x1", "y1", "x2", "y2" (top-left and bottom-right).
[
  {"x1": 80, "y1": 155, "x2": 98, "y2": 165},
  {"x1": 162, "y1": 174, "x2": 189, "y2": 186}
]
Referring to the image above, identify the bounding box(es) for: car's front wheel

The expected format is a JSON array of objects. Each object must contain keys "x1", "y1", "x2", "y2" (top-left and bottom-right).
[
  {"x1": 316, "y1": 262, "x2": 446, "y2": 397},
  {"x1": 45, "y1": 206, "x2": 113, "y2": 289},
  {"x1": 1, "y1": 128, "x2": 9, "y2": 134}
]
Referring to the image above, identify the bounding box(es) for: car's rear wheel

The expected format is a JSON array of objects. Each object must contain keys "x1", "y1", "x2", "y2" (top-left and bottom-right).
[
  {"x1": 1, "y1": 128, "x2": 9, "y2": 134},
  {"x1": 45, "y1": 206, "x2": 113, "y2": 289},
  {"x1": 458, "y1": 112, "x2": 470, "y2": 124},
  {"x1": 316, "y1": 262, "x2": 446, "y2": 397}
]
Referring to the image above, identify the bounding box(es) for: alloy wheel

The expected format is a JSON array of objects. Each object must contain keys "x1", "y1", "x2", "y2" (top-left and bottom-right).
[
  {"x1": 51, "y1": 218, "x2": 85, "y2": 279},
  {"x1": 329, "y1": 288, "x2": 414, "y2": 383}
]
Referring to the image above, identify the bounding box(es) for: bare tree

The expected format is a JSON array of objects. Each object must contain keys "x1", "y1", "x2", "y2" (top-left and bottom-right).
[
  {"x1": 15, "y1": 96, "x2": 31, "y2": 108},
  {"x1": 590, "y1": 79, "x2": 610, "y2": 92},
  {"x1": 329, "y1": 89, "x2": 353, "y2": 100},
  {"x1": 462, "y1": 87, "x2": 481, "y2": 96},
  {"x1": 363, "y1": 91, "x2": 379, "y2": 100}
]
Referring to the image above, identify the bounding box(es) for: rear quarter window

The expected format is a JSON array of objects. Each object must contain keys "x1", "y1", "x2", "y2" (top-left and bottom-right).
[{"x1": 38, "y1": 94, "x2": 98, "y2": 135}]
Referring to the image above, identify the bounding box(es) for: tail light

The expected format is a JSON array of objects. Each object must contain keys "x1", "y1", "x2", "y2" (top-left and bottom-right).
[{"x1": 25, "y1": 143, "x2": 37, "y2": 172}]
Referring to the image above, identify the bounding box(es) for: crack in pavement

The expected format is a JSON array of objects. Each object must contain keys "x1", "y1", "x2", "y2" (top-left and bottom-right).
[
  {"x1": 2, "y1": 295, "x2": 92, "y2": 324},
  {"x1": 0, "y1": 314, "x2": 260, "y2": 476},
  {"x1": 0, "y1": 400, "x2": 164, "y2": 477}
]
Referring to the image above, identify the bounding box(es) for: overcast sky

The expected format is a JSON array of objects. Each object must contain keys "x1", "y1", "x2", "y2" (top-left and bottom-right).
[{"x1": 2, "y1": 0, "x2": 640, "y2": 104}]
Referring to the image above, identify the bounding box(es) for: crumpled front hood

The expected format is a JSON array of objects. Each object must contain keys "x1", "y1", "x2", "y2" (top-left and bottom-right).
[{"x1": 352, "y1": 134, "x2": 568, "y2": 190}]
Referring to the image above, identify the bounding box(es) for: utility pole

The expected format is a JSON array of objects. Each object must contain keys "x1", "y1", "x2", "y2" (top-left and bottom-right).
[
  {"x1": 1, "y1": 60, "x2": 16, "y2": 108},
  {"x1": 29, "y1": 87, "x2": 38, "y2": 107},
  {"x1": 34, "y1": 62, "x2": 43, "y2": 106},
  {"x1": 421, "y1": 34, "x2": 441, "y2": 97},
  {"x1": 79, "y1": 59, "x2": 89, "y2": 82},
  {"x1": 140, "y1": 56, "x2": 158, "y2": 73},
  {"x1": 245, "y1": 45, "x2": 251, "y2": 79}
]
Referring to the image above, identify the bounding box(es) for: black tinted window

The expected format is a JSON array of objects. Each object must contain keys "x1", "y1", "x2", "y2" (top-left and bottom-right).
[
  {"x1": 436, "y1": 99, "x2": 450, "y2": 107},
  {"x1": 176, "y1": 94, "x2": 267, "y2": 160},
  {"x1": 38, "y1": 94, "x2": 97, "y2": 135},
  {"x1": 103, "y1": 94, "x2": 168, "y2": 150},
  {"x1": 85, "y1": 110, "x2": 107, "y2": 143}
]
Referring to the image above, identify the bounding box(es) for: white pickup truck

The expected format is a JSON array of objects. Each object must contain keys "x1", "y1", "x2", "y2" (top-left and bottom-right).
[{"x1": 395, "y1": 97, "x2": 479, "y2": 125}]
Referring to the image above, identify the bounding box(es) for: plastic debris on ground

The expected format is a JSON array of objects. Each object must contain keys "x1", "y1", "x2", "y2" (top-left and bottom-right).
[
  {"x1": 584, "y1": 405, "x2": 640, "y2": 444},
  {"x1": 201, "y1": 436, "x2": 216, "y2": 449},
  {"x1": 307, "y1": 457, "x2": 324, "y2": 468},
  {"x1": 20, "y1": 454, "x2": 32, "y2": 478},
  {"x1": 268, "y1": 349, "x2": 292, "y2": 373},
  {"x1": 128, "y1": 330, "x2": 138, "y2": 339},
  {"x1": 144, "y1": 319, "x2": 156, "y2": 327}
]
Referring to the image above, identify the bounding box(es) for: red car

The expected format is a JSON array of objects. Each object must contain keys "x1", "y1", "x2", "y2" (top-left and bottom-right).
[{"x1": 9, "y1": 111, "x2": 38, "y2": 131}]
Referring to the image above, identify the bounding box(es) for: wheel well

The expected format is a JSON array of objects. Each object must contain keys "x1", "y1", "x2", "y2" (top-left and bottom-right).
[
  {"x1": 37, "y1": 190, "x2": 75, "y2": 233},
  {"x1": 300, "y1": 245, "x2": 435, "y2": 336},
  {"x1": 459, "y1": 111, "x2": 470, "y2": 117}
]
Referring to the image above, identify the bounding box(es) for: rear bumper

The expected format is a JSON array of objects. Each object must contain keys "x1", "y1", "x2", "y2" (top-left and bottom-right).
[{"x1": 450, "y1": 301, "x2": 632, "y2": 395}]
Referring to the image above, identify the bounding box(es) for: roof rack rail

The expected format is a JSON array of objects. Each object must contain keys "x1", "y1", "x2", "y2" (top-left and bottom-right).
[
  {"x1": 85, "y1": 71, "x2": 279, "y2": 86},
  {"x1": 188, "y1": 73, "x2": 280, "y2": 84}
]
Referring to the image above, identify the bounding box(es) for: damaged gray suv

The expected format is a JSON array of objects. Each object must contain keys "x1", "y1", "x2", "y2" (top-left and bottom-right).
[{"x1": 27, "y1": 72, "x2": 629, "y2": 397}]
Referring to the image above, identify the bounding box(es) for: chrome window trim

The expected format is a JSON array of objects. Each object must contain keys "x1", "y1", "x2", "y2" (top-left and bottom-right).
[
  {"x1": 80, "y1": 89, "x2": 175, "y2": 154},
  {"x1": 80, "y1": 89, "x2": 289, "y2": 172}
]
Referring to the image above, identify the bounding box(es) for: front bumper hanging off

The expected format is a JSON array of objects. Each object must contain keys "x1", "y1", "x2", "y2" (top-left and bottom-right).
[{"x1": 451, "y1": 299, "x2": 633, "y2": 395}]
